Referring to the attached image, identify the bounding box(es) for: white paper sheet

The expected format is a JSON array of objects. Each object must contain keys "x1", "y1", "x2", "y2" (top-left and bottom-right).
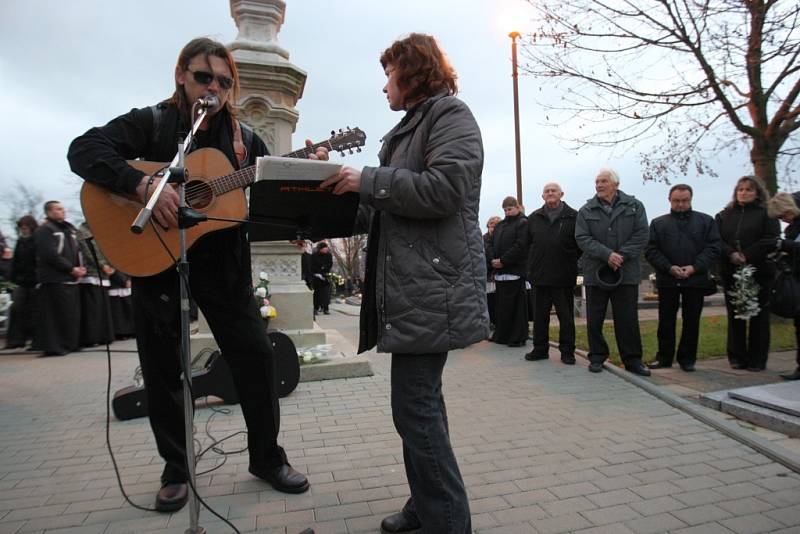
[{"x1": 255, "y1": 156, "x2": 342, "y2": 182}]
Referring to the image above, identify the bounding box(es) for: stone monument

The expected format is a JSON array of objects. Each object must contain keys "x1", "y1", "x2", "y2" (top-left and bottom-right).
[
  {"x1": 229, "y1": 0, "x2": 323, "y2": 346},
  {"x1": 193, "y1": 0, "x2": 322, "y2": 353}
]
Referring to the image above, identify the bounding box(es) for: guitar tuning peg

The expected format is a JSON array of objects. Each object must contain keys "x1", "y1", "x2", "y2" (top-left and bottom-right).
[
  {"x1": 347, "y1": 126, "x2": 351, "y2": 131},
  {"x1": 349, "y1": 148, "x2": 353, "y2": 154},
  {"x1": 330, "y1": 130, "x2": 335, "y2": 137},
  {"x1": 339, "y1": 151, "x2": 345, "y2": 157},
  {"x1": 338, "y1": 128, "x2": 343, "y2": 133},
  {"x1": 356, "y1": 147, "x2": 362, "y2": 152}
]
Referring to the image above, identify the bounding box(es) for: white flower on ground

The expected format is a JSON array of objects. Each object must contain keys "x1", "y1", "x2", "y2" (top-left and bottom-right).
[
  {"x1": 259, "y1": 305, "x2": 270, "y2": 318},
  {"x1": 302, "y1": 352, "x2": 313, "y2": 362},
  {"x1": 259, "y1": 271, "x2": 269, "y2": 281},
  {"x1": 255, "y1": 287, "x2": 267, "y2": 298}
]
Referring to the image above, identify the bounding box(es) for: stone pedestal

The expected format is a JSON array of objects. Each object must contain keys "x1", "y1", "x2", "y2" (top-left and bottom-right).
[
  {"x1": 228, "y1": 0, "x2": 321, "y2": 348},
  {"x1": 250, "y1": 241, "x2": 324, "y2": 347}
]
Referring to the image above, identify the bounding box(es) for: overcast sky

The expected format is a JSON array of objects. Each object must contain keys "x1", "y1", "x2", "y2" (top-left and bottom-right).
[{"x1": 1, "y1": 0, "x2": 755, "y2": 243}]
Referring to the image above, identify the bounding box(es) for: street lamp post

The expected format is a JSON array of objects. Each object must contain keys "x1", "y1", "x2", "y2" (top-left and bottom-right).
[{"x1": 509, "y1": 31, "x2": 523, "y2": 205}]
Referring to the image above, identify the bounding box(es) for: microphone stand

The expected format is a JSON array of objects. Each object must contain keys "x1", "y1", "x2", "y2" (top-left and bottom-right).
[{"x1": 130, "y1": 103, "x2": 212, "y2": 534}]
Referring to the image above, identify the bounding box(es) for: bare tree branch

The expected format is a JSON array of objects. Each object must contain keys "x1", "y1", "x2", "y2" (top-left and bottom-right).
[{"x1": 521, "y1": 0, "x2": 800, "y2": 192}]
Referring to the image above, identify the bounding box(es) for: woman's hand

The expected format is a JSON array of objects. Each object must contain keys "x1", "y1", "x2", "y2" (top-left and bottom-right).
[
  {"x1": 320, "y1": 166, "x2": 361, "y2": 195},
  {"x1": 729, "y1": 251, "x2": 746, "y2": 265}
]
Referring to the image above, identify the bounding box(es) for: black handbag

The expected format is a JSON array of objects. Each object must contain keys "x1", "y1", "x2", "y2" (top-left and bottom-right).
[
  {"x1": 768, "y1": 255, "x2": 800, "y2": 318},
  {"x1": 702, "y1": 274, "x2": 718, "y2": 297}
]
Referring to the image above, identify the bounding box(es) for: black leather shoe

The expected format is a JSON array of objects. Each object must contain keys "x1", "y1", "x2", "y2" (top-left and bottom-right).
[
  {"x1": 508, "y1": 341, "x2": 526, "y2": 347},
  {"x1": 679, "y1": 363, "x2": 696, "y2": 372},
  {"x1": 249, "y1": 463, "x2": 310, "y2": 494},
  {"x1": 380, "y1": 511, "x2": 422, "y2": 534},
  {"x1": 731, "y1": 362, "x2": 749, "y2": 370},
  {"x1": 561, "y1": 356, "x2": 576, "y2": 365},
  {"x1": 525, "y1": 351, "x2": 548, "y2": 361},
  {"x1": 588, "y1": 362, "x2": 603, "y2": 373},
  {"x1": 625, "y1": 363, "x2": 651, "y2": 377},
  {"x1": 155, "y1": 482, "x2": 188, "y2": 513},
  {"x1": 747, "y1": 365, "x2": 765, "y2": 372},
  {"x1": 781, "y1": 368, "x2": 800, "y2": 380},
  {"x1": 647, "y1": 361, "x2": 672, "y2": 369}
]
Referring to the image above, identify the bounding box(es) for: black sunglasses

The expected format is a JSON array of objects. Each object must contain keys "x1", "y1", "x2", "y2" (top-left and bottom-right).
[{"x1": 187, "y1": 69, "x2": 234, "y2": 90}]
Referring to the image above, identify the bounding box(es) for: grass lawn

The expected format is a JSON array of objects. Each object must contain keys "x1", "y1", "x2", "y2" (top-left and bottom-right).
[{"x1": 549, "y1": 314, "x2": 796, "y2": 365}]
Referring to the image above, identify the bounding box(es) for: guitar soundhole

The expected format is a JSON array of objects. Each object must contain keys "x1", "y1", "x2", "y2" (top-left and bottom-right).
[{"x1": 185, "y1": 180, "x2": 213, "y2": 209}]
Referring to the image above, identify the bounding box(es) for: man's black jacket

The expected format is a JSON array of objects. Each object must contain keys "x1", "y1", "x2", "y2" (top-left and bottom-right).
[
  {"x1": 645, "y1": 209, "x2": 721, "y2": 288},
  {"x1": 526, "y1": 202, "x2": 581, "y2": 286}
]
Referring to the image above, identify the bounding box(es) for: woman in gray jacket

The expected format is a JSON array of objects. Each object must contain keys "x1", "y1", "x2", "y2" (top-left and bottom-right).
[{"x1": 322, "y1": 33, "x2": 486, "y2": 534}]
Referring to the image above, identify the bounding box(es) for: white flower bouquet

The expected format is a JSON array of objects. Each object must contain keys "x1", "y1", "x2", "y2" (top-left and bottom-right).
[
  {"x1": 728, "y1": 264, "x2": 761, "y2": 320},
  {"x1": 255, "y1": 272, "x2": 277, "y2": 321}
]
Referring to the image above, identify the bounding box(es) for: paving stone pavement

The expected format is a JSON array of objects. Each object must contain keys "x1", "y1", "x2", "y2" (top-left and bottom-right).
[{"x1": 1, "y1": 337, "x2": 800, "y2": 534}]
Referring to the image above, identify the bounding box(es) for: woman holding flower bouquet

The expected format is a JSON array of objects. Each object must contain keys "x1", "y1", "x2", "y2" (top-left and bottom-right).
[{"x1": 715, "y1": 176, "x2": 780, "y2": 371}]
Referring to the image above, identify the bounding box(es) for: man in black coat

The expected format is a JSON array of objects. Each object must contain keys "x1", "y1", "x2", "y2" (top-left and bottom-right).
[
  {"x1": 645, "y1": 184, "x2": 721, "y2": 372},
  {"x1": 525, "y1": 183, "x2": 581, "y2": 364},
  {"x1": 310, "y1": 241, "x2": 333, "y2": 314},
  {"x1": 32, "y1": 201, "x2": 85, "y2": 356},
  {"x1": 68, "y1": 37, "x2": 324, "y2": 512}
]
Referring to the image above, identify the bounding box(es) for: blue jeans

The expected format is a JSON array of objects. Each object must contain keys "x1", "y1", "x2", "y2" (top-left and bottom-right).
[{"x1": 391, "y1": 353, "x2": 471, "y2": 534}]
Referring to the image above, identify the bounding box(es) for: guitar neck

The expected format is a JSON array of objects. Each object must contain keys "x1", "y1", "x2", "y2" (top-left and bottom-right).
[{"x1": 212, "y1": 140, "x2": 335, "y2": 195}]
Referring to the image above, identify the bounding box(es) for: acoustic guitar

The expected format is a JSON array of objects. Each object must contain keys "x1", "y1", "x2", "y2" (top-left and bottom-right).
[{"x1": 80, "y1": 127, "x2": 366, "y2": 277}]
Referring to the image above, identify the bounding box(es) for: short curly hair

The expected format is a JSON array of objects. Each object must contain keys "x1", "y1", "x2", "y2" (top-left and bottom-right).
[{"x1": 380, "y1": 33, "x2": 458, "y2": 108}]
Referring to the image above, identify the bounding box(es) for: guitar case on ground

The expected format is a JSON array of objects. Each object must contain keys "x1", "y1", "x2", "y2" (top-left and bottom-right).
[{"x1": 112, "y1": 331, "x2": 301, "y2": 420}]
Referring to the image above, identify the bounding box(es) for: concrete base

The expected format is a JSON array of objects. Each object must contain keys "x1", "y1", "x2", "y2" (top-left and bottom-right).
[
  {"x1": 297, "y1": 324, "x2": 373, "y2": 381},
  {"x1": 278, "y1": 327, "x2": 327, "y2": 349},
  {"x1": 299, "y1": 356, "x2": 373, "y2": 382},
  {"x1": 729, "y1": 382, "x2": 800, "y2": 417},
  {"x1": 700, "y1": 385, "x2": 800, "y2": 438}
]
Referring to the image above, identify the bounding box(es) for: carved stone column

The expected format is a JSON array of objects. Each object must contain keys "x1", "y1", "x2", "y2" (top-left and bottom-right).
[
  {"x1": 229, "y1": 0, "x2": 306, "y2": 156},
  {"x1": 227, "y1": 0, "x2": 322, "y2": 348}
]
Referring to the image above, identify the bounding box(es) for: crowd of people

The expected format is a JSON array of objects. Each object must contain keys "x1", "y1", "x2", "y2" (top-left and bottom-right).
[
  {"x1": 2, "y1": 200, "x2": 134, "y2": 356},
  {"x1": 485, "y1": 171, "x2": 800, "y2": 382}
]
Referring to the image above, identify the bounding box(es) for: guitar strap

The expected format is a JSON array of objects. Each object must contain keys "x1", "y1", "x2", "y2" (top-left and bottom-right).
[{"x1": 148, "y1": 104, "x2": 255, "y2": 166}]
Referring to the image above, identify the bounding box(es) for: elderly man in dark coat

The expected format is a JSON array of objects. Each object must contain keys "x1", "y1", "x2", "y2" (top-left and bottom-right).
[
  {"x1": 645, "y1": 184, "x2": 721, "y2": 372},
  {"x1": 525, "y1": 182, "x2": 581, "y2": 364},
  {"x1": 322, "y1": 32, "x2": 486, "y2": 534},
  {"x1": 575, "y1": 169, "x2": 650, "y2": 376}
]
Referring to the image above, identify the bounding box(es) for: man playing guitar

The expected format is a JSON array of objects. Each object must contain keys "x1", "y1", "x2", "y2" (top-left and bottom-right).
[{"x1": 68, "y1": 37, "x2": 326, "y2": 512}]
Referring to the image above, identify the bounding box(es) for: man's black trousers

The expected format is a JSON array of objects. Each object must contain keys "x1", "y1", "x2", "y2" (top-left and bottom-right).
[
  {"x1": 655, "y1": 286, "x2": 705, "y2": 366},
  {"x1": 531, "y1": 285, "x2": 575, "y2": 359},
  {"x1": 585, "y1": 284, "x2": 643, "y2": 365},
  {"x1": 132, "y1": 231, "x2": 283, "y2": 484}
]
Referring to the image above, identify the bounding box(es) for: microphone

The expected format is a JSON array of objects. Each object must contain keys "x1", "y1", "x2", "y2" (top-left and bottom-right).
[{"x1": 197, "y1": 95, "x2": 219, "y2": 109}]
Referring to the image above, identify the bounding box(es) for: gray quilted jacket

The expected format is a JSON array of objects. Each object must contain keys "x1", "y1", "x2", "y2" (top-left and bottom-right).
[
  {"x1": 356, "y1": 92, "x2": 489, "y2": 354},
  {"x1": 575, "y1": 190, "x2": 649, "y2": 286}
]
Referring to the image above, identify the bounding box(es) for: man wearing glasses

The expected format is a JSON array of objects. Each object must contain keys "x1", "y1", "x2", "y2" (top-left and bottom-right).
[
  {"x1": 645, "y1": 184, "x2": 721, "y2": 372},
  {"x1": 68, "y1": 38, "x2": 326, "y2": 512}
]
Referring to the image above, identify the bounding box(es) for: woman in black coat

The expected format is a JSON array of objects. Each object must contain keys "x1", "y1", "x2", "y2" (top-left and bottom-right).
[
  {"x1": 715, "y1": 176, "x2": 780, "y2": 371},
  {"x1": 767, "y1": 192, "x2": 800, "y2": 380},
  {"x1": 5, "y1": 216, "x2": 38, "y2": 349}
]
